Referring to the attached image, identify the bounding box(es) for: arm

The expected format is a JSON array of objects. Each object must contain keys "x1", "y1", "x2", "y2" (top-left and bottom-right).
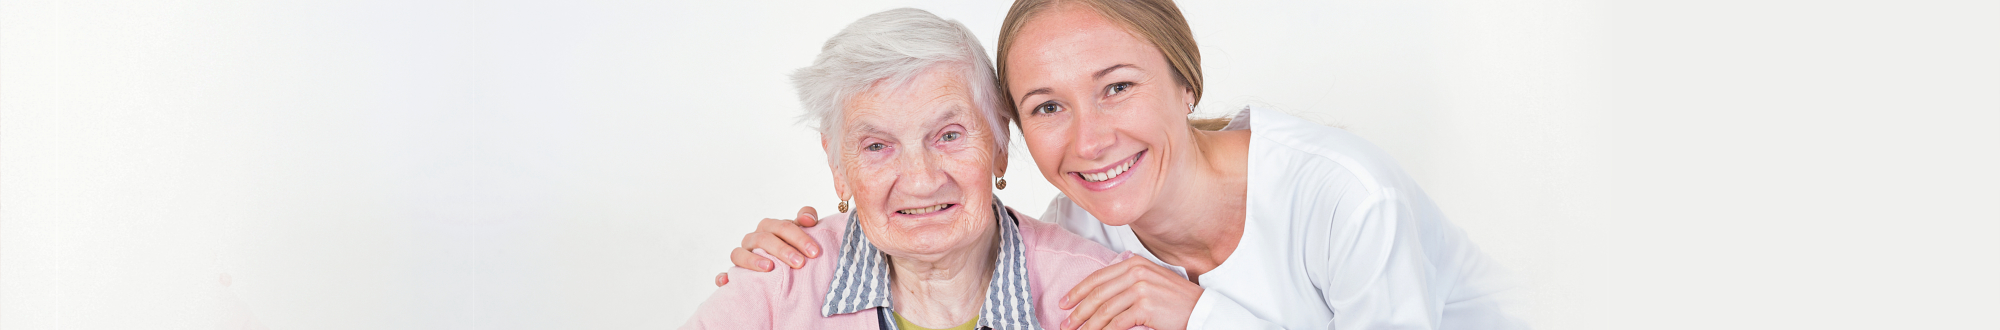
[
  {"x1": 1047, "y1": 197, "x2": 1286, "y2": 330},
  {"x1": 715, "y1": 206, "x2": 826, "y2": 286},
  {"x1": 1069, "y1": 194, "x2": 1445, "y2": 330},
  {"x1": 1309, "y1": 192, "x2": 1442, "y2": 330},
  {"x1": 1168, "y1": 193, "x2": 1442, "y2": 330},
  {"x1": 1184, "y1": 292, "x2": 1285, "y2": 330}
]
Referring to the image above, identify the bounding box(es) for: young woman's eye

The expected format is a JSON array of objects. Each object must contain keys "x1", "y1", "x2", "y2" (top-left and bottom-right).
[
  {"x1": 940, "y1": 131, "x2": 961, "y2": 142},
  {"x1": 1033, "y1": 102, "x2": 1061, "y2": 115},
  {"x1": 864, "y1": 142, "x2": 886, "y2": 151},
  {"x1": 1106, "y1": 82, "x2": 1133, "y2": 96}
]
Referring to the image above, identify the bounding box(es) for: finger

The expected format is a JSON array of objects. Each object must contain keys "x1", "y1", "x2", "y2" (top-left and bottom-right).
[
  {"x1": 1068, "y1": 271, "x2": 1139, "y2": 330},
  {"x1": 1104, "y1": 303, "x2": 1150, "y2": 330},
  {"x1": 1064, "y1": 258, "x2": 1145, "y2": 309},
  {"x1": 714, "y1": 272, "x2": 729, "y2": 286},
  {"x1": 1108, "y1": 267, "x2": 1203, "y2": 330},
  {"x1": 768, "y1": 215, "x2": 822, "y2": 259},
  {"x1": 1079, "y1": 287, "x2": 1141, "y2": 330},
  {"x1": 729, "y1": 247, "x2": 776, "y2": 272},
  {"x1": 1128, "y1": 263, "x2": 1205, "y2": 298},
  {"x1": 795, "y1": 206, "x2": 820, "y2": 227},
  {"x1": 742, "y1": 231, "x2": 808, "y2": 269}
]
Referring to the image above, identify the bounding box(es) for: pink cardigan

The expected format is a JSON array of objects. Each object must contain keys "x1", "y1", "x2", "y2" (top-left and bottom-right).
[{"x1": 682, "y1": 207, "x2": 1130, "y2": 330}]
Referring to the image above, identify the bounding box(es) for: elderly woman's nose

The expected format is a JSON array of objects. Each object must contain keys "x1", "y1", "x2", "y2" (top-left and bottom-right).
[{"x1": 889, "y1": 150, "x2": 953, "y2": 191}]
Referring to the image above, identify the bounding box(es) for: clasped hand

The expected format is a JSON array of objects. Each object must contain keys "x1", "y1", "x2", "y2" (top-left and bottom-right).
[{"x1": 1059, "y1": 257, "x2": 1202, "y2": 330}]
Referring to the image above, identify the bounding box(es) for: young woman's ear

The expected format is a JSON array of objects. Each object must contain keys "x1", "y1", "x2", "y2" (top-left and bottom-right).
[{"x1": 1181, "y1": 87, "x2": 1198, "y2": 112}]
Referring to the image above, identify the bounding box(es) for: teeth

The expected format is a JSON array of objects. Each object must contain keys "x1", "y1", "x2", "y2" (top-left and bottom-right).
[
  {"x1": 1079, "y1": 156, "x2": 1137, "y2": 183},
  {"x1": 896, "y1": 204, "x2": 950, "y2": 215}
]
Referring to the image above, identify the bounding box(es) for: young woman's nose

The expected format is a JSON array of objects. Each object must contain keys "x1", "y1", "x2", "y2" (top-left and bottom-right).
[{"x1": 1069, "y1": 104, "x2": 1116, "y2": 161}]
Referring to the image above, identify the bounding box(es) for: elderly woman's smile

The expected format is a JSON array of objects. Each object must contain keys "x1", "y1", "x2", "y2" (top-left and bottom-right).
[{"x1": 895, "y1": 204, "x2": 952, "y2": 215}]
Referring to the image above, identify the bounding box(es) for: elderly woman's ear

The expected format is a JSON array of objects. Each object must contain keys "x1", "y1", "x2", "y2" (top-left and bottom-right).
[
  {"x1": 821, "y1": 134, "x2": 852, "y2": 204},
  {"x1": 992, "y1": 144, "x2": 1008, "y2": 181}
]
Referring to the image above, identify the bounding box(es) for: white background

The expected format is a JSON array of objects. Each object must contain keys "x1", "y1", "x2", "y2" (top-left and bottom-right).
[{"x1": 2, "y1": 0, "x2": 1994, "y2": 329}]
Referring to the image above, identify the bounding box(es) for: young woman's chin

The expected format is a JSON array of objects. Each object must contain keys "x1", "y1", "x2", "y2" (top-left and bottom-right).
[{"x1": 1069, "y1": 189, "x2": 1154, "y2": 227}]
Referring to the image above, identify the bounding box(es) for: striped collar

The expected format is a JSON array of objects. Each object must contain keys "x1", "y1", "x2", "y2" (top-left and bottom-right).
[{"x1": 821, "y1": 198, "x2": 1038, "y2": 330}]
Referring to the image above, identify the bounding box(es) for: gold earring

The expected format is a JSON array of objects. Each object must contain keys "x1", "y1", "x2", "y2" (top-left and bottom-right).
[
  {"x1": 838, "y1": 200, "x2": 849, "y2": 213},
  {"x1": 995, "y1": 177, "x2": 1008, "y2": 190}
]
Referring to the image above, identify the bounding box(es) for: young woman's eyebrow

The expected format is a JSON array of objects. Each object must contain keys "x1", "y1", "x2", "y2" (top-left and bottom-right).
[
  {"x1": 1017, "y1": 64, "x2": 1140, "y2": 105},
  {"x1": 1018, "y1": 87, "x2": 1053, "y2": 105},
  {"x1": 1093, "y1": 64, "x2": 1137, "y2": 80}
]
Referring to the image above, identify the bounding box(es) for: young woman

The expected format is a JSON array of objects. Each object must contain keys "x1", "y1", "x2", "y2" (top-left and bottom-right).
[{"x1": 717, "y1": 1, "x2": 1525, "y2": 329}]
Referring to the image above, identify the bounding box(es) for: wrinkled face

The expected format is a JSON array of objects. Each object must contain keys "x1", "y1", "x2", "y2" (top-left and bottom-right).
[
  {"x1": 1005, "y1": 3, "x2": 1197, "y2": 226},
  {"x1": 831, "y1": 65, "x2": 1003, "y2": 258}
]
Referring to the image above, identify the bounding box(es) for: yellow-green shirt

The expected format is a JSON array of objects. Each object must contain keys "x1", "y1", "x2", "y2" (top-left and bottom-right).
[{"x1": 891, "y1": 312, "x2": 979, "y2": 330}]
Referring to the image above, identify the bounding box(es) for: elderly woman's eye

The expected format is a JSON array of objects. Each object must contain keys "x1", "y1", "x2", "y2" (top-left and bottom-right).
[
  {"x1": 1033, "y1": 102, "x2": 1061, "y2": 115},
  {"x1": 940, "y1": 131, "x2": 961, "y2": 142},
  {"x1": 865, "y1": 142, "x2": 886, "y2": 151},
  {"x1": 1107, "y1": 82, "x2": 1133, "y2": 96}
]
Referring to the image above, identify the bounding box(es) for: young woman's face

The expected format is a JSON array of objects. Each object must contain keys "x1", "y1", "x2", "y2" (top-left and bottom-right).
[{"x1": 1004, "y1": 3, "x2": 1197, "y2": 226}]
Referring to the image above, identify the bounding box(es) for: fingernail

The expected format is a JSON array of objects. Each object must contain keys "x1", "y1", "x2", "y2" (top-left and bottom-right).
[
  {"x1": 806, "y1": 246, "x2": 819, "y2": 257},
  {"x1": 1060, "y1": 295, "x2": 1069, "y2": 306},
  {"x1": 1062, "y1": 320, "x2": 1071, "y2": 329},
  {"x1": 789, "y1": 254, "x2": 805, "y2": 267},
  {"x1": 756, "y1": 259, "x2": 773, "y2": 271}
]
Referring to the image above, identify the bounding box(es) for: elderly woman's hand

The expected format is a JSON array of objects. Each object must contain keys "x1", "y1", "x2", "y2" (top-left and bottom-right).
[
  {"x1": 1061, "y1": 257, "x2": 1203, "y2": 330},
  {"x1": 714, "y1": 206, "x2": 825, "y2": 286}
]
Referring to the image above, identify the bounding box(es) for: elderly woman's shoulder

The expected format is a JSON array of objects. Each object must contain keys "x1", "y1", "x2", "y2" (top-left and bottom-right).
[
  {"x1": 1010, "y1": 208, "x2": 1122, "y2": 267},
  {"x1": 725, "y1": 212, "x2": 852, "y2": 293},
  {"x1": 684, "y1": 213, "x2": 865, "y2": 330},
  {"x1": 809, "y1": 212, "x2": 854, "y2": 244}
]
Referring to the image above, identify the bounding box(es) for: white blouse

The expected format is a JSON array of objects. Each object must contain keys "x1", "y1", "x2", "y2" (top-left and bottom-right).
[{"x1": 1041, "y1": 107, "x2": 1527, "y2": 330}]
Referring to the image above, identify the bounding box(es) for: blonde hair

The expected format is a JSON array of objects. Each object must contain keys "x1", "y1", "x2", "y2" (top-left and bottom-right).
[{"x1": 997, "y1": 0, "x2": 1206, "y2": 119}]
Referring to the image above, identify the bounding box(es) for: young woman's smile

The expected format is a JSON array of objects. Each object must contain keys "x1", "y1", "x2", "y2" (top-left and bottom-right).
[{"x1": 1071, "y1": 149, "x2": 1144, "y2": 191}]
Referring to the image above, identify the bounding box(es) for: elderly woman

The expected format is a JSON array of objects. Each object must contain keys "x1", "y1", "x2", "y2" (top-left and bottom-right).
[{"x1": 680, "y1": 8, "x2": 1130, "y2": 330}]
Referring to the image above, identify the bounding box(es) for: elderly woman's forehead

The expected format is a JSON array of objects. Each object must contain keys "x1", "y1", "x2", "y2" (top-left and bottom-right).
[
  {"x1": 844, "y1": 97, "x2": 970, "y2": 128},
  {"x1": 846, "y1": 72, "x2": 975, "y2": 114},
  {"x1": 874, "y1": 66, "x2": 973, "y2": 98}
]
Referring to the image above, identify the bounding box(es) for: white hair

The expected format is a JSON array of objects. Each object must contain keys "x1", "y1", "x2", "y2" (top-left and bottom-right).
[{"x1": 792, "y1": 8, "x2": 1010, "y2": 171}]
